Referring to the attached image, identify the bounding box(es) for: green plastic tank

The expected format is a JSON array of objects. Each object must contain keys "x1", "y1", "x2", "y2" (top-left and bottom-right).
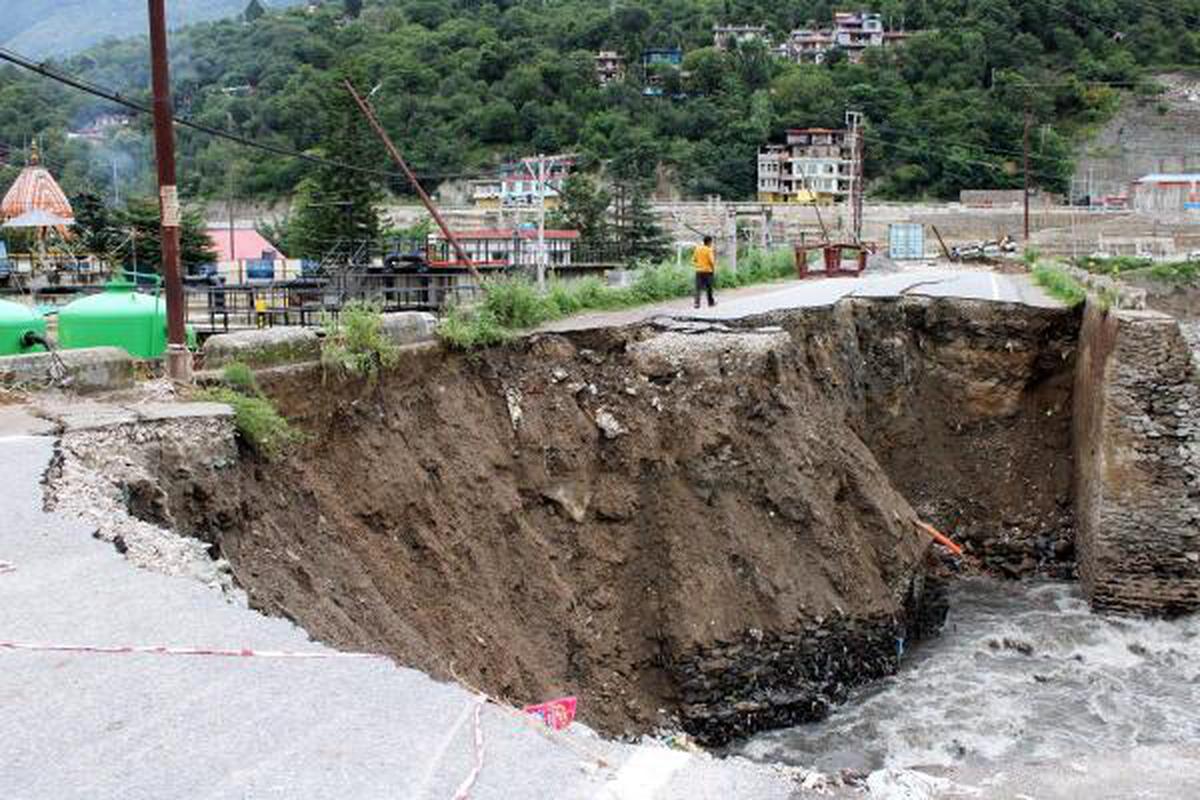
[
  {"x1": 58, "y1": 282, "x2": 169, "y2": 359},
  {"x1": 0, "y1": 299, "x2": 46, "y2": 356}
]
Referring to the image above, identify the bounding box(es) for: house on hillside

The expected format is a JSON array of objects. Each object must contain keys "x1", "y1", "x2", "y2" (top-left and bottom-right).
[
  {"x1": 713, "y1": 25, "x2": 768, "y2": 51},
  {"x1": 469, "y1": 156, "x2": 574, "y2": 209},
  {"x1": 595, "y1": 51, "x2": 626, "y2": 86},
  {"x1": 758, "y1": 128, "x2": 855, "y2": 204},
  {"x1": 642, "y1": 48, "x2": 684, "y2": 70},
  {"x1": 784, "y1": 11, "x2": 914, "y2": 64}
]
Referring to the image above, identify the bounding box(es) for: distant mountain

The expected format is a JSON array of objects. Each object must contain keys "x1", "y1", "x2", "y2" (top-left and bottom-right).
[{"x1": 0, "y1": 0, "x2": 304, "y2": 58}]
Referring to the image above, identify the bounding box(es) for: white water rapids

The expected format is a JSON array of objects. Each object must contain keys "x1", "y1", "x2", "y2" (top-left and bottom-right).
[{"x1": 736, "y1": 578, "x2": 1200, "y2": 773}]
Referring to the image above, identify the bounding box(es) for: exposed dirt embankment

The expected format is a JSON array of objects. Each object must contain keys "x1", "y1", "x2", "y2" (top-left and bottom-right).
[
  {"x1": 779, "y1": 299, "x2": 1080, "y2": 577},
  {"x1": 145, "y1": 296, "x2": 1079, "y2": 744}
]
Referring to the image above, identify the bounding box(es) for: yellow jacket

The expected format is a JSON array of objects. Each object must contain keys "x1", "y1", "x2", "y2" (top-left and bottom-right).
[{"x1": 693, "y1": 245, "x2": 716, "y2": 273}]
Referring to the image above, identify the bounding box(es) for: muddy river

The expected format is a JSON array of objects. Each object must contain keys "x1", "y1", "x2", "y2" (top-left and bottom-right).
[{"x1": 735, "y1": 578, "x2": 1200, "y2": 773}]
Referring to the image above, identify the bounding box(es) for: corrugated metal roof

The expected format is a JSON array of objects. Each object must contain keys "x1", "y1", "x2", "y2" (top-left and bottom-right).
[{"x1": 1134, "y1": 173, "x2": 1200, "y2": 184}]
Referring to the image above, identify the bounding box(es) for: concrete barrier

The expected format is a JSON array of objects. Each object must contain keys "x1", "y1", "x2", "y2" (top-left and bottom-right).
[
  {"x1": 0, "y1": 347, "x2": 134, "y2": 394},
  {"x1": 1073, "y1": 302, "x2": 1200, "y2": 615},
  {"x1": 203, "y1": 328, "x2": 321, "y2": 369},
  {"x1": 380, "y1": 312, "x2": 437, "y2": 347}
]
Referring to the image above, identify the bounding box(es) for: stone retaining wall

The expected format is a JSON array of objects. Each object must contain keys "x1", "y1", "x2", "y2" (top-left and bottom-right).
[
  {"x1": 675, "y1": 576, "x2": 948, "y2": 745},
  {"x1": 1073, "y1": 302, "x2": 1200, "y2": 615}
]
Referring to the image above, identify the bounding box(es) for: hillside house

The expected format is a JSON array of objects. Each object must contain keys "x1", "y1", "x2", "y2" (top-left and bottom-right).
[
  {"x1": 758, "y1": 128, "x2": 855, "y2": 204},
  {"x1": 785, "y1": 11, "x2": 913, "y2": 64},
  {"x1": 595, "y1": 51, "x2": 626, "y2": 85},
  {"x1": 470, "y1": 157, "x2": 574, "y2": 209}
]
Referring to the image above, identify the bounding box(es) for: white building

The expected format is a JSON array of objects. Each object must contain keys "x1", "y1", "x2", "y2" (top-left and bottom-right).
[{"x1": 758, "y1": 128, "x2": 854, "y2": 204}]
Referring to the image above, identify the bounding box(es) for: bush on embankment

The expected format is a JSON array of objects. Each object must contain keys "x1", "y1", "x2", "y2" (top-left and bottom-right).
[
  {"x1": 199, "y1": 362, "x2": 301, "y2": 459},
  {"x1": 439, "y1": 249, "x2": 796, "y2": 349}
]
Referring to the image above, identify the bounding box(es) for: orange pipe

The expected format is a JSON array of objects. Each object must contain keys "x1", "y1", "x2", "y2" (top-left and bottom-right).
[{"x1": 916, "y1": 521, "x2": 964, "y2": 556}]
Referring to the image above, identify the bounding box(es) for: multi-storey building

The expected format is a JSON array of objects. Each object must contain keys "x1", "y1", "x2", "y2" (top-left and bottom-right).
[
  {"x1": 757, "y1": 128, "x2": 855, "y2": 204},
  {"x1": 595, "y1": 51, "x2": 625, "y2": 86},
  {"x1": 785, "y1": 11, "x2": 912, "y2": 64},
  {"x1": 469, "y1": 157, "x2": 574, "y2": 209}
]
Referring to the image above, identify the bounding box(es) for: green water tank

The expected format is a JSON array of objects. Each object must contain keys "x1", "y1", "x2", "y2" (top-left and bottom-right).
[
  {"x1": 0, "y1": 299, "x2": 46, "y2": 356},
  {"x1": 59, "y1": 282, "x2": 168, "y2": 359}
]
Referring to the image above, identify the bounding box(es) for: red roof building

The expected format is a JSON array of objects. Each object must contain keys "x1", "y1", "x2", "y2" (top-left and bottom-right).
[{"x1": 206, "y1": 226, "x2": 285, "y2": 264}]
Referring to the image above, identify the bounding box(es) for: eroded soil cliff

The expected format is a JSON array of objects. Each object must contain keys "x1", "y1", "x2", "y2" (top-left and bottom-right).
[{"x1": 93, "y1": 296, "x2": 1080, "y2": 744}]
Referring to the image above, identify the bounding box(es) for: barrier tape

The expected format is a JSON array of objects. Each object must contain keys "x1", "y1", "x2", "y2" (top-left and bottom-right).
[
  {"x1": 0, "y1": 641, "x2": 389, "y2": 660},
  {"x1": 452, "y1": 696, "x2": 487, "y2": 800}
]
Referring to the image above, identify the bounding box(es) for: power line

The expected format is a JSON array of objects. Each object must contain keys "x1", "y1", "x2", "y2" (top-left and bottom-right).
[{"x1": 0, "y1": 46, "x2": 497, "y2": 186}]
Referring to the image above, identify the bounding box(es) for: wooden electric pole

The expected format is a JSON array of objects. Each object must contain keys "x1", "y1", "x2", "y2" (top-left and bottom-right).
[
  {"x1": 147, "y1": 0, "x2": 190, "y2": 381},
  {"x1": 1023, "y1": 99, "x2": 1032, "y2": 243}
]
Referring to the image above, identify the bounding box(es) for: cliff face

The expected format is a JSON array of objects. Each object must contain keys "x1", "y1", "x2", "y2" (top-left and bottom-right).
[{"x1": 98, "y1": 297, "x2": 1079, "y2": 744}]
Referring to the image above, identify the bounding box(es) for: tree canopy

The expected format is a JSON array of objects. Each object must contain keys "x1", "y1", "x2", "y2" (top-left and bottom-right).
[{"x1": 0, "y1": 0, "x2": 1193, "y2": 207}]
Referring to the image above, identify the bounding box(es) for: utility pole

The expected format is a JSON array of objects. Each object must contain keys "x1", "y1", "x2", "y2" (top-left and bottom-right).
[
  {"x1": 846, "y1": 110, "x2": 864, "y2": 243},
  {"x1": 147, "y1": 0, "x2": 190, "y2": 382},
  {"x1": 1023, "y1": 99, "x2": 1032, "y2": 243},
  {"x1": 344, "y1": 81, "x2": 478, "y2": 281},
  {"x1": 227, "y1": 112, "x2": 237, "y2": 269},
  {"x1": 537, "y1": 154, "x2": 547, "y2": 288}
]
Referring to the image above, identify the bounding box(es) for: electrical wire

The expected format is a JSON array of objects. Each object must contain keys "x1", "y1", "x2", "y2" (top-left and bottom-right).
[{"x1": 0, "y1": 46, "x2": 500, "y2": 186}]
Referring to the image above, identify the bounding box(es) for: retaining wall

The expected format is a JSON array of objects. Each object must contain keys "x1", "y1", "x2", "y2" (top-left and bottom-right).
[{"x1": 1073, "y1": 302, "x2": 1200, "y2": 615}]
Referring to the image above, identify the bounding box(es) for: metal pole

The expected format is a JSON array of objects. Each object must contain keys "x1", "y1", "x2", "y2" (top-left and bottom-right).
[
  {"x1": 1023, "y1": 100, "x2": 1031, "y2": 243},
  {"x1": 227, "y1": 113, "x2": 236, "y2": 271},
  {"x1": 343, "y1": 80, "x2": 479, "y2": 281},
  {"x1": 147, "y1": 0, "x2": 190, "y2": 381},
  {"x1": 537, "y1": 154, "x2": 546, "y2": 288}
]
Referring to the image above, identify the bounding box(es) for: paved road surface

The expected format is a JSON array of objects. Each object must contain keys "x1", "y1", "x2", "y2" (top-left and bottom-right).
[
  {"x1": 540, "y1": 267, "x2": 1056, "y2": 333},
  {"x1": 0, "y1": 413, "x2": 798, "y2": 800}
]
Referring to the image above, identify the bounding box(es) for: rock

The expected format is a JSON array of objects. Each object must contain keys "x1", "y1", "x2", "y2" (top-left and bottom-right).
[
  {"x1": 594, "y1": 408, "x2": 626, "y2": 439},
  {"x1": 551, "y1": 368, "x2": 569, "y2": 383},
  {"x1": 542, "y1": 483, "x2": 592, "y2": 523},
  {"x1": 203, "y1": 328, "x2": 320, "y2": 369},
  {"x1": 504, "y1": 387, "x2": 523, "y2": 430}
]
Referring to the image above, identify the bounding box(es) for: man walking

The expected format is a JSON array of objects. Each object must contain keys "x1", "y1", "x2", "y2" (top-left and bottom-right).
[{"x1": 693, "y1": 235, "x2": 717, "y2": 309}]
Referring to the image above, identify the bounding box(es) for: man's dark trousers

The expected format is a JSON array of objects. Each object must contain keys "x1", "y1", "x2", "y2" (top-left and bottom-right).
[{"x1": 695, "y1": 272, "x2": 715, "y2": 307}]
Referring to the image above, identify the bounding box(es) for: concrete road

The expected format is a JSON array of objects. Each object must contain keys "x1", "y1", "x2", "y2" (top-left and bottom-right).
[
  {"x1": 541, "y1": 267, "x2": 1058, "y2": 334},
  {"x1": 0, "y1": 414, "x2": 799, "y2": 800}
]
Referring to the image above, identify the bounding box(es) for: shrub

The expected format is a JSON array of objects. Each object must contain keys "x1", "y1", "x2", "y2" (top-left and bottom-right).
[
  {"x1": 220, "y1": 361, "x2": 257, "y2": 394},
  {"x1": 322, "y1": 301, "x2": 400, "y2": 379},
  {"x1": 200, "y1": 387, "x2": 300, "y2": 459},
  {"x1": 1032, "y1": 265, "x2": 1087, "y2": 307},
  {"x1": 436, "y1": 248, "x2": 797, "y2": 349}
]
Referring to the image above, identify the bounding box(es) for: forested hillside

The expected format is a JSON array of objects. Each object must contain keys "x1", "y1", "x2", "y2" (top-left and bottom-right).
[
  {"x1": 0, "y1": 0, "x2": 1197, "y2": 205},
  {"x1": 0, "y1": 0, "x2": 302, "y2": 58}
]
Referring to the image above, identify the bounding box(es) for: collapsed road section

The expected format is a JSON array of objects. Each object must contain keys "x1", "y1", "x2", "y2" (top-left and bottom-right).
[{"x1": 45, "y1": 294, "x2": 1083, "y2": 746}]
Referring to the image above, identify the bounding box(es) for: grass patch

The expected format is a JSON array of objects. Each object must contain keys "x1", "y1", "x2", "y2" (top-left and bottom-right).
[
  {"x1": 198, "y1": 360, "x2": 302, "y2": 459},
  {"x1": 1032, "y1": 265, "x2": 1088, "y2": 308},
  {"x1": 439, "y1": 249, "x2": 796, "y2": 349},
  {"x1": 1074, "y1": 255, "x2": 1200, "y2": 285},
  {"x1": 322, "y1": 301, "x2": 400, "y2": 379}
]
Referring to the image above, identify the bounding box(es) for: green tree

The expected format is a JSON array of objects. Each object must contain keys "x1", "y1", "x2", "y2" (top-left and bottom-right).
[
  {"x1": 550, "y1": 175, "x2": 611, "y2": 246},
  {"x1": 617, "y1": 184, "x2": 669, "y2": 264},
  {"x1": 344, "y1": 0, "x2": 363, "y2": 20},
  {"x1": 112, "y1": 198, "x2": 218, "y2": 276},
  {"x1": 243, "y1": 0, "x2": 266, "y2": 23},
  {"x1": 287, "y1": 69, "x2": 384, "y2": 262}
]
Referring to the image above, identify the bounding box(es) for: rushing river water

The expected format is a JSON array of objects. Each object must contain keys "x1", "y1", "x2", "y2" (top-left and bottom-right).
[{"x1": 736, "y1": 578, "x2": 1200, "y2": 773}]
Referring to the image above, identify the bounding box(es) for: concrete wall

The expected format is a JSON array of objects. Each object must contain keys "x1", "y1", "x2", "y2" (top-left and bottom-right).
[{"x1": 1073, "y1": 303, "x2": 1200, "y2": 615}]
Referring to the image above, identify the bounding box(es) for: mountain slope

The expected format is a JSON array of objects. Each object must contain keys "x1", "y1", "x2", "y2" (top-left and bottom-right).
[{"x1": 0, "y1": 0, "x2": 303, "y2": 58}]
